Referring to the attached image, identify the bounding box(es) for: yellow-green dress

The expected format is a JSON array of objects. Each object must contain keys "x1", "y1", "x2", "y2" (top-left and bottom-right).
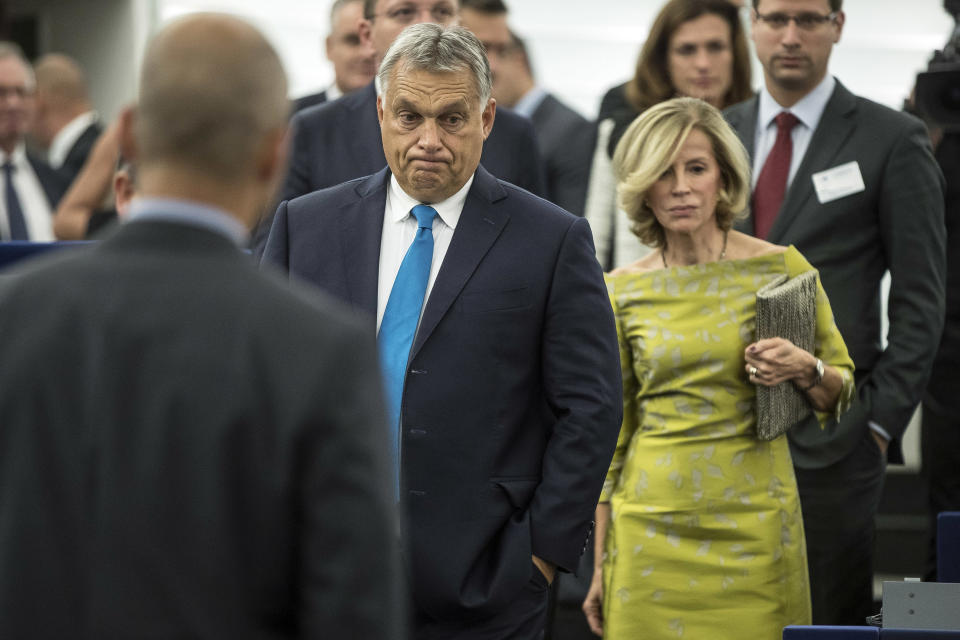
[{"x1": 600, "y1": 247, "x2": 855, "y2": 639}]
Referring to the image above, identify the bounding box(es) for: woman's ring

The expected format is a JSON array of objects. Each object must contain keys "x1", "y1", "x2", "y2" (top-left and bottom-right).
[{"x1": 749, "y1": 366, "x2": 758, "y2": 377}]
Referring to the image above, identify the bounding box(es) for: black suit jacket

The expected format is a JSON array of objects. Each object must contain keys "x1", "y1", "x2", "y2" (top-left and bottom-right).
[
  {"x1": 27, "y1": 151, "x2": 70, "y2": 209},
  {"x1": 725, "y1": 80, "x2": 946, "y2": 466},
  {"x1": 529, "y1": 93, "x2": 594, "y2": 217},
  {"x1": 253, "y1": 82, "x2": 547, "y2": 253},
  {"x1": 262, "y1": 166, "x2": 621, "y2": 622},
  {"x1": 58, "y1": 120, "x2": 104, "y2": 185},
  {"x1": 0, "y1": 219, "x2": 400, "y2": 639},
  {"x1": 292, "y1": 89, "x2": 328, "y2": 114}
]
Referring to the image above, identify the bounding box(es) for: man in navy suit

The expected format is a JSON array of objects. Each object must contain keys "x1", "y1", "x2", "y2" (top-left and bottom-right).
[
  {"x1": 252, "y1": 0, "x2": 546, "y2": 252},
  {"x1": 263, "y1": 24, "x2": 621, "y2": 639},
  {"x1": 0, "y1": 42, "x2": 68, "y2": 241}
]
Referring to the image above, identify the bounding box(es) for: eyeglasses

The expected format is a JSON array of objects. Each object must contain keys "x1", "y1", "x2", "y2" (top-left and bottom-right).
[
  {"x1": 754, "y1": 11, "x2": 838, "y2": 31},
  {"x1": 374, "y1": 3, "x2": 457, "y2": 25}
]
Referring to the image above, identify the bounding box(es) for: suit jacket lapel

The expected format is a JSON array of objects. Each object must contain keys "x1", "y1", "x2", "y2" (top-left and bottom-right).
[
  {"x1": 410, "y1": 167, "x2": 509, "y2": 358},
  {"x1": 726, "y1": 97, "x2": 760, "y2": 234},
  {"x1": 341, "y1": 168, "x2": 389, "y2": 319},
  {"x1": 767, "y1": 82, "x2": 858, "y2": 243}
]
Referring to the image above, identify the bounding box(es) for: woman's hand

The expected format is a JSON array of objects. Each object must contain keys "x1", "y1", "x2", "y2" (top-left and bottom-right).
[
  {"x1": 582, "y1": 570, "x2": 604, "y2": 636},
  {"x1": 743, "y1": 337, "x2": 817, "y2": 388}
]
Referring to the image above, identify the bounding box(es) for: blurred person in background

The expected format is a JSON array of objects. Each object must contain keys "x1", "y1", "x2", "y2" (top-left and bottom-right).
[
  {"x1": 292, "y1": 0, "x2": 377, "y2": 113},
  {"x1": 31, "y1": 53, "x2": 102, "y2": 185},
  {"x1": 583, "y1": 96, "x2": 854, "y2": 639},
  {"x1": 584, "y1": 0, "x2": 752, "y2": 270},
  {"x1": 0, "y1": 42, "x2": 67, "y2": 241},
  {"x1": 460, "y1": 0, "x2": 593, "y2": 217}
]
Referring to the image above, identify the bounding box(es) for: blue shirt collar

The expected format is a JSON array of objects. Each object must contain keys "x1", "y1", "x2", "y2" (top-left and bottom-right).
[
  {"x1": 127, "y1": 197, "x2": 250, "y2": 247},
  {"x1": 512, "y1": 86, "x2": 548, "y2": 119}
]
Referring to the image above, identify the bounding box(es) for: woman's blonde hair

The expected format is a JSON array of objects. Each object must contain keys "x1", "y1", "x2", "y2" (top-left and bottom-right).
[{"x1": 613, "y1": 97, "x2": 751, "y2": 249}]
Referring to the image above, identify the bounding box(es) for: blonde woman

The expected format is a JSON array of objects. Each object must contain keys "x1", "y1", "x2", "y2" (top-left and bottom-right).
[{"x1": 583, "y1": 98, "x2": 855, "y2": 639}]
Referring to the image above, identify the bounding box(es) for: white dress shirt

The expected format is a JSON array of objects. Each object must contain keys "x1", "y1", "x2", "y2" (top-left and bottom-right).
[
  {"x1": 47, "y1": 111, "x2": 98, "y2": 169},
  {"x1": 752, "y1": 75, "x2": 836, "y2": 189},
  {"x1": 0, "y1": 144, "x2": 54, "y2": 241},
  {"x1": 376, "y1": 173, "x2": 474, "y2": 332}
]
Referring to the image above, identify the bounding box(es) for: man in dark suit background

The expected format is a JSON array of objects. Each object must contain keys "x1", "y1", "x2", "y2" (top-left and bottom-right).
[
  {"x1": 253, "y1": 0, "x2": 546, "y2": 252},
  {"x1": 724, "y1": 0, "x2": 945, "y2": 625},
  {"x1": 31, "y1": 53, "x2": 103, "y2": 186},
  {"x1": 0, "y1": 13, "x2": 400, "y2": 639},
  {"x1": 0, "y1": 42, "x2": 68, "y2": 241},
  {"x1": 459, "y1": 0, "x2": 593, "y2": 217},
  {"x1": 292, "y1": 0, "x2": 376, "y2": 113},
  {"x1": 263, "y1": 23, "x2": 621, "y2": 639}
]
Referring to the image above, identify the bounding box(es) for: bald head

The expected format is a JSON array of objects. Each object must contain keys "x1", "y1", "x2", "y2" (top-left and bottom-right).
[
  {"x1": 32, "y1": 54, "x2": 91, "y2": 148},
  {"x1": 136, "y1": 13, "x2": 289, "y2": 182}
]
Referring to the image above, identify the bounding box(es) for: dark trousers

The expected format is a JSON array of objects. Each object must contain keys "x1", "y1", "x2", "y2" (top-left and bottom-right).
[
  {"x1": 794, "y1": 428, "x2": 887, "y2": 625},
  {"x1": 411, "y1": 565, "x2": 550, "y2": 640},
  {"x1": 921, "y1": 401, "x2": 960, "y2": 581}
]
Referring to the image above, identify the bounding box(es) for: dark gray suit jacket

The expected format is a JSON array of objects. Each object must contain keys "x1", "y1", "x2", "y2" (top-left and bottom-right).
[
  {"x1": 0, "y1": 219, "x2": 400, "y2": 639},
  {"x1": 262, "y1": 166, "x2": 621, "y2": 622},
  {"x1": 725, "y1": 80, "x2": 946, "y2": 466},
  {"x1": 529, "y1": 93, "x2": 594, "y2": 217},
  {"x1": 59, "y1": 120, "x2": 104, "y2": 185}
]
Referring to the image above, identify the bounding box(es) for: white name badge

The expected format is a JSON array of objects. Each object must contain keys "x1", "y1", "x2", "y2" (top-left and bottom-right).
[{"x1": 812, "y1": 161, "x2": 865, "y2": 204}]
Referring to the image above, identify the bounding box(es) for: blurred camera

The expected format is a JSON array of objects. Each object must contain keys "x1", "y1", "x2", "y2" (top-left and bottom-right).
[{"x1": 914, "y1": 0, "x2": 960, "y2": 130}]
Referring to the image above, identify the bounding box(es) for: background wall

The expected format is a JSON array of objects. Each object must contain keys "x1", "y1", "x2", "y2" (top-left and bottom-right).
[{"x1": 10, "y1": 1, "x2": 954, "y2": 122}]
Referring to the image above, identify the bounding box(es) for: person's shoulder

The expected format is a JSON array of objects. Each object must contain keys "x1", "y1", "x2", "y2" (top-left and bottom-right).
[
  {"x1": 845, "y1": 89, "x2": 924, "y2": 136},
  {"x1": 608, "y1": 251, "x2": 662, "y2": 277},
  {"x1": 287, "y1": 172, "x2": 377, "y2": 213},
  {"x1": 292, "y1": 84, "x2": 371, "y2": 129},
  {"x1": 722, "y1": 95, "x2": 758, "y2": 122},
  {"x1": 724, "y1": 230, "x2": 787, "y2": 260}
]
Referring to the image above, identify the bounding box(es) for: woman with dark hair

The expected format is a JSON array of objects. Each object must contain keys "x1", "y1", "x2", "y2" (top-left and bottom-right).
[
  {"x1": 582, "y1": 97, "x2": 855, "y2": 638},
  {"x1": 585, "y1": 0, "x2": 753, "y2": 270}
]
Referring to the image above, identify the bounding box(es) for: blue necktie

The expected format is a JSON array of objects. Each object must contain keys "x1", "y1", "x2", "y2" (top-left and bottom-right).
[
  {"x1": 378, "y1": 204, "x2": 437, "y2": 491},
  {"x1": 3, "y1": 162, "x2": 28, "y2": 241}
]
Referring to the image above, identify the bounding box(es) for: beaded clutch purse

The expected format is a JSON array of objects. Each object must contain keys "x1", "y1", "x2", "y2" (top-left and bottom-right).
[{"x1": 754, "y1": 270, "x2": 818, "y2": 441}]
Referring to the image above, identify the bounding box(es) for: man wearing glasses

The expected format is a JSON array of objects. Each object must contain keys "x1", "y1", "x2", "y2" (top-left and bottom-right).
[
  {"x1": 253, "y1": 0, "x2": 546, "y2": 253},
  {"x1": 725, "y1": 0, "x2": 945, "y2": 625}
]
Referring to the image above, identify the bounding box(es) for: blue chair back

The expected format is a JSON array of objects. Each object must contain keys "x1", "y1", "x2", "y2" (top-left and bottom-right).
[{"x1": 939, "y1": 512, "x2": 960, "y2": 583}]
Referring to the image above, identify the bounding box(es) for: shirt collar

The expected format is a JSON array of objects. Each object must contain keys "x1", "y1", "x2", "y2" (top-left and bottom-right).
[
  {"x1": 326, "y1": 84, "x2": 343, "y2": 101},
  {"x1": 127, "y1": 197, "x2": 250, "y2": 247},
  {"x1": 1, "y1": 142, "x2": 28, "y2": 167},
  {"x1": 512, "y1": 86, "x2": 548, "y2": 119},
  {"x1": 388, "y1": 172, "x2": 474, "y2": 230},
  {"x1": 48, "y1": 111, "x2": 98, "y2": 168},
  {"x1": 759, "y1": 74, "x2": 835, "y2": 131}
]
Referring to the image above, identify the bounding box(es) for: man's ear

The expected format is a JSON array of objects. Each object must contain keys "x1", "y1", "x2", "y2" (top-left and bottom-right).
[
  {"x1": 358, "y1": 18, "x2": 375, "y2": 53},
  {"x1": 377, "y1": 94, "x2": 385, "y2": 125},
  {"x1": 118, "y1": 106, "x2": 138, "y2": 165},
  {"x1": 832, "y1": 11, "x2": 845, "y2": 43},
  {"x1": 481, "y1": 98, "x2": 496, "y2": 140}
]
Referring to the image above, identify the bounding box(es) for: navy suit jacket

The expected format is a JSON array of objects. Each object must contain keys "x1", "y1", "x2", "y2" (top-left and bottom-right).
[
  {"x1": 58, "y1": 121, "x2": 104, "y2": 186},
  {"x1": 262, "y1": 165, "x2": 621, "y2": 622},
  {"x1": 253, "y1": 82, "x2": 547, "y2": 253}
]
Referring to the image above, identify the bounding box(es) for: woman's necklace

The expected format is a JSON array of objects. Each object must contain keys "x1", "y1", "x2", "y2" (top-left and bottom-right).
[{"x1": 661, "y1": 230, "x2": 728, "y2": 268}]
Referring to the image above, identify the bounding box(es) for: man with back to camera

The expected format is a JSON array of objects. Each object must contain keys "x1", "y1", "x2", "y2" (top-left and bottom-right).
[
  {"x1": 251, "y1": 0, "x2": 546, "y2": 252},
  {"x1": 292, "y1": 0, "x2": 376, "y2": 113},
  {"x1": 263, "y1": 23, "x2": 622, "y2": 639},
  {"x1": 459, "y1": 0, "x2": 593, "y2": 217},
  {"x1": 724, "y1": 0, "x2": 946, "y2": 624},
  {"x1": 31, "y1": 53, "x2": 103, "y2": 186},
  {"x1": 0, "y1": 13, "x2": 400, "y2": 639},
  {"x1": 0, "y1": 42, "x2": 68, "y2": 241}
]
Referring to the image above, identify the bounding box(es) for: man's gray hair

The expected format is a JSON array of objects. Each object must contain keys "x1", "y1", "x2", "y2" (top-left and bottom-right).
[
  {"x1": 0, "y1": 41, "x2": 35, "y2": 90},
  {"x1": 377, "y1": 24, "x2": 492, "y2": 105}
]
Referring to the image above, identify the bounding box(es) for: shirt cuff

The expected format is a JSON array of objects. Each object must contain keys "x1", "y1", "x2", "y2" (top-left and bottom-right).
[{"x1": 869, "y1": 421, "x2": 891, "y2": 442}]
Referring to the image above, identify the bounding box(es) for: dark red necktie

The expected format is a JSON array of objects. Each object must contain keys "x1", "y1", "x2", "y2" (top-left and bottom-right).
[{"x1": 752, "y1": 111, "x2": 799, "y2": 240}]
